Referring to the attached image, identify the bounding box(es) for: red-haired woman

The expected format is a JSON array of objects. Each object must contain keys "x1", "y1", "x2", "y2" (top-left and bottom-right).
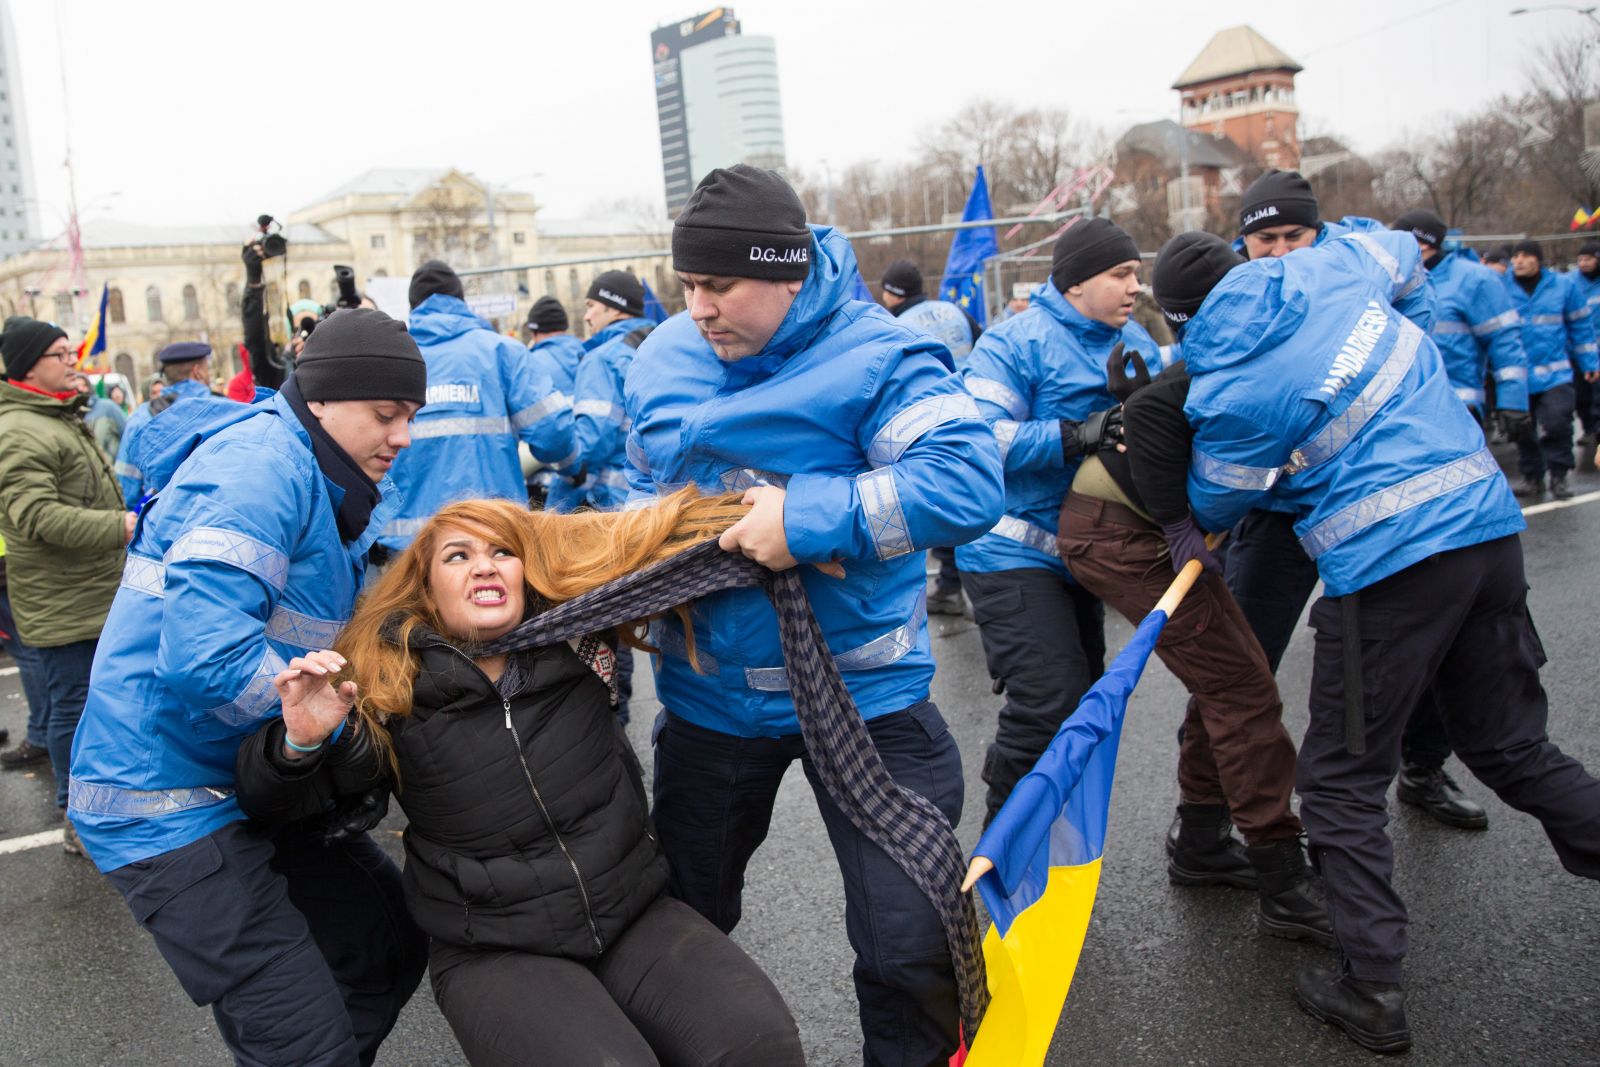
[{"x1": 234, "y1": 493, "x2": 804, "y2": 1067}]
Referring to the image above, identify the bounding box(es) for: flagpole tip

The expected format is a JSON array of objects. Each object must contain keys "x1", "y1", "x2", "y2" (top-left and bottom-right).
[{"x1": 961, "y1": 856, "x2": 994, "y2": 893}]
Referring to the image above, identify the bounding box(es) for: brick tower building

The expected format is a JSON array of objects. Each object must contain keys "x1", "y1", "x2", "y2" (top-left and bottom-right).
[{"x1": 1174, "y1": 26, "x2": 1302, "y2": 170}]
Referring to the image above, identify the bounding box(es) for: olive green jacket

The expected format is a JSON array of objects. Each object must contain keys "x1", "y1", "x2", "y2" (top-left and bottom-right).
[{"x1": 0, "y1": 383, "x2": 125, "y2": 646}]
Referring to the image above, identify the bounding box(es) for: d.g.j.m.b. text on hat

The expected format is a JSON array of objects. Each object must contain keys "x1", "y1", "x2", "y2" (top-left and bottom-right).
[{"x1": 672, "y1": 164, "x2": 812, "y2": 281}]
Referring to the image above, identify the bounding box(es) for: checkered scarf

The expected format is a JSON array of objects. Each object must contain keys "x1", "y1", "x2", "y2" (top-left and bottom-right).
[{"x1": 476, "y1": 538, "x2": 989, "y2": 1040}]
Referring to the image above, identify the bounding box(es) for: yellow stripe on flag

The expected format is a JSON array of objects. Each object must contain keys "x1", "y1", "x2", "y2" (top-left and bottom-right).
[{"x1": 965, "y1": 858, "x2": 1103, "y2": 1066}]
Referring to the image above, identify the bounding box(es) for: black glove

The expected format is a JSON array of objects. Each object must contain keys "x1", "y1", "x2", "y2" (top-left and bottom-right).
[
  {"x1": 1105, "y1": 342, "x2": 1152, "y2": 402},
  {"x1": 1061, "y1": 406, "x2": 1124, "y2": 462},
  {"x1": 322, "y1": 786, "x2": 391, "y2": 846},
  {"x1": 242, "y1": 243, "x2": 264, "y2": 285},
  {"x1": 1160, "y1": 515, "x2": 1220, "y2": 574},
  {"x1": 1496, "y1": 409, "x2": 1532, "y2": 441}
]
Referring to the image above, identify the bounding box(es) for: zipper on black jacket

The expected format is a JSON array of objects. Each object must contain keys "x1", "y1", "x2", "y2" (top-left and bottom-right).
[
  {"x1": 432, "y1": 640, "x2": 605, "y2": 956},
  {"x1": 501, "y1": 698, "x2": 605, "y2": 955}
]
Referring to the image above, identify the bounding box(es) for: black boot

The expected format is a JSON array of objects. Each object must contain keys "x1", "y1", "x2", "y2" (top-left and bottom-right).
[
  {"x1": 1397, "y1": 763, "x2": 1488, "y2": 830},
  {"x1": 1246, "y1": 837, "x2": 1335, "y2": 947},
  {"x1": 1550, "y1": 470, "x2": 1574, "y2": 501},
  {"x1": 1167, "y1": 803, "x2": 1257, "y2": 889},
  {"x1": 1514, "y1": 473, "x2": 1545, "y2": 499},
  {"x1": 1293, "y1": 966, "x2": 1411, "y2": 1054}
]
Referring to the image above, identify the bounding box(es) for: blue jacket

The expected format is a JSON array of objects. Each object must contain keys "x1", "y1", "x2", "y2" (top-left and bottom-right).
[
  {"x1": 896, "y1": 297, "x2": 978, "y2": 359},
  {"x1": 1183, "y1": 229, "x2": 1525, "y2": 598},
  {"x1": 112, "y1": 379, "x2": 213, "y2": 507},
  {"x1": 954, "y1": 280, "x2": 1158, "y2": 576},
  {"x1": 1572, "y1": 269, "x2": 1600, "y2": 322},
  {"x1": 382, "y1": 294, "x2": 574, "y2": 548},
  {"x1": 527, "y1": 334, "x2": 589, "y2": 512},
  {"x1": 68, "y1": 393, "x2": 401, "y2": 872},
  {"x1": 1232, "y1": 216, "x2": 1439, "y2": 518},
  {"x1": 571, "y1": 317, "x2": 652, "y2": 511},
  {"x1": 623, "y1": 225, "x2": 1003, "y2": 737},
  {"x1": 1426, "y1": 250, "x2": 1528, "y2": 412},
  {"x1": 1502, "y1": 267, "x2": 1598, "y2": 393}
]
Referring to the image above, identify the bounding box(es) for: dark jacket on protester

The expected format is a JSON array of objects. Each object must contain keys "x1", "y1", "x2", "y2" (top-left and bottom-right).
[{"x1": 236, "y1": 635, "x2": 668, "y2": 961}]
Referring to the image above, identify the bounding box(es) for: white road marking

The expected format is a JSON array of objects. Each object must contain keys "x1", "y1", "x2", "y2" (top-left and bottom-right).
[
  {"x1": 1521, "y1": 488, "x2": 1600, "y2": 517},
  {"x1": 0, "y1": 666, "x2": 16, "y2": 677},
  {"x1": 0, "y1": 828, "x2": 64, "y2": 855}
]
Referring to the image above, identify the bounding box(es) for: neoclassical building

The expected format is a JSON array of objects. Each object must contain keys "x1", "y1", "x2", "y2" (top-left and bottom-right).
[{"x1": 0, "y1": 168, "x2": 669, "y2": 396}]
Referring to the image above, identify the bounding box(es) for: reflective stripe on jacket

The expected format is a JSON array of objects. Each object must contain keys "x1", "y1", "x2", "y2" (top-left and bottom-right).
[
  {"x1": 1183, "y1": 229, "x2": 1524, "y2": 597},
  {"x1": 623, "y1": 225, "x2": 1003, "y2": 737}
]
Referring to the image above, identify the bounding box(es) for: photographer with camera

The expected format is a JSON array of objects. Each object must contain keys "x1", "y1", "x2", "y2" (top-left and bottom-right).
[{"x1": 242, "y1": 216, "x2": 372, "y2": 393}]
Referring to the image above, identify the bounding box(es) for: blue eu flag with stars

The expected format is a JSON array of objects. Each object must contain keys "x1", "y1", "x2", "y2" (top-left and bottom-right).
[{"x1": 941, "y1": 165, "x2": 998, "y2": 326}]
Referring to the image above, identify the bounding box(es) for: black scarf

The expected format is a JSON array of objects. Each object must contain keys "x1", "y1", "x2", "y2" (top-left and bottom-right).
[
  {"x1": 280, "y1": 376, "x2": 382, "y2": 543},
  {"x1": 473, "y1": 539, "x2": 989, "y2": 1041}
]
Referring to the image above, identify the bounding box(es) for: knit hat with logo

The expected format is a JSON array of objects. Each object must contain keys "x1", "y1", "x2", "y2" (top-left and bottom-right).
[
  {"x1": 586, "y1": 271, "x2": 645, "y2": 317},
  {"x1": 290, "y1": 308, "x2": 427, "y2": 405},
  {"x1": 1238, "y1": 169, "x2": 1320, "y2": 237},
  {"x1": 672, "y1": 164, "x2": 812, "y2": 281}
]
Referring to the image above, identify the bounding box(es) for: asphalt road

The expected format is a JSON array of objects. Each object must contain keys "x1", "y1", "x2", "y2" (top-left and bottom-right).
[{"x1": 2, "y1": 461, "x2": 1598, "y2": 1066}]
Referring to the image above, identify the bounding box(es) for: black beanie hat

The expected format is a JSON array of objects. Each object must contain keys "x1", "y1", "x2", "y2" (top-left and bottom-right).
[
  {"x1": 1153, "y1": 232, "x2": 1246, "y2": 329},
  {"x1": 881, "y1": 260, "x2": 924, "y2": 298},
  {"x1": 1050, "y1": 218, "x2": 1140, "y2": 293},
  {"x1": 1483, "y1": 245, "x2": 1509, "y2": 265},
  {"x1": 1579, "y1": 239, "x2": 1600, "y2": 258},
  {"x1": 526, "y1": 295, "x2": 569, "y2": 333},
  {"x1": 408, "y1": 259, "x2": 465, "y2": 310},
  {"x1": 1, "y1": 319, "x2": 68, "y2": 382},
  {"x1": 1391, "y1": 209, "x2": 1447, "y2": 250},
  {"x1": 586, "y1": 271, "x2": 645, "y2": 317},
  {"x1": 1513, "y1": 239, "x2": 1544, "y2": 263},
  {"x1": 673, "y1": 164, "x2": 811, "y2": 281},
  {"x1": 1239, "y1": 169, "x2": 1320, "y2": 236},
  {"x1": 290, "y1": 308, "x2": 427, "y2": 405}
]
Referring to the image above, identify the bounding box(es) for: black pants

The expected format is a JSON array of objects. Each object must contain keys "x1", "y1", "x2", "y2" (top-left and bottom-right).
[
  {"x1": 430, "y1": 895, "x2": 803, "y2": 1067},
  {"x1": 930, "y1": 545, "x2": 962, "y2": 592},
  {"x1": 652, "y1": 702, "x2": 963, "y2": 1067},
  {"x1": 1575, "y1": 370, "x2": 1600, "y2": 437},
  {"x1": 1225, "y1": 508, "x2": 1452, "y2": 769},
  {"x1": 1298, "y1": 536, "x2": 1600, "y2": 984},
  {"x1": 963, "y1": 567, "x2": 1105, "y2": 823},
  {"x1": 1517, "y1": 383, "x2": 1577, "y2": 478},
  {"x1": 103, "y1": 821, "x2": 427, "y2": 1066}
]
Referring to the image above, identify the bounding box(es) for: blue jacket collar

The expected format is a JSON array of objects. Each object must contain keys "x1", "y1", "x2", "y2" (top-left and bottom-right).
[
  {"x1": 409, "y1": 294, "x2": 493, "y2": 344},
  {"x1": 583, "y1": 316, "x2": 648, "y2": 352}
]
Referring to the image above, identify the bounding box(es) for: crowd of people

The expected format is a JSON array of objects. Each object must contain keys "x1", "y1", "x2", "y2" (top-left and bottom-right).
[{"x1": 0, "y1": 162, "x2": 1597, "y2": 1065}]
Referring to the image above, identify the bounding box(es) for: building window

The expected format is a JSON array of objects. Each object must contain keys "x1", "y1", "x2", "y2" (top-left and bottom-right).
[
  {"x1": 568, "y1": 268, "x2": 581, "y2": 307},
  {"x1": 54, "y1": 291, "x2": 72, "y2": 322},
  {"x1": 543, "y1": 269, "x2": 555, "y2": 298},
  {"x1": 182, "y1": 284, "x2": 200, "y2": 321},
  {"x1": 370, "y1": 234, "x2": 385, "y2": 250},
  {"x1": 146, "y1": 286, "x2": 163, "y2": 322},
  {"x1": 108, "y1": 287, "x2": 125, "y2": 323},
  {"x1": 225, "y1": 282, "x2": 240, "y2": 313},
  {"x1": 374, "y1": 268, "x2": 388, "y2": 277},
  {"x1": 297, "y1": 279, "x2": 312, "y2": 300},
  {"x1": 512, "y1": 231, "x2": 526, "y2": 245}
]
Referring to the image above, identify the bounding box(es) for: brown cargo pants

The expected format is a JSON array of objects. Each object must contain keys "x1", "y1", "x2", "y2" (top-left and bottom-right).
[{"x1": 1057, "y1": 491, "x2": 1301, "y2": 843}]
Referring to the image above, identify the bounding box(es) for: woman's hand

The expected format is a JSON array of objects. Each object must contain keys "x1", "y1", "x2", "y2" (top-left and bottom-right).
[{"x1": 273, "y1": 649, "x2": 357, "y2": 759}]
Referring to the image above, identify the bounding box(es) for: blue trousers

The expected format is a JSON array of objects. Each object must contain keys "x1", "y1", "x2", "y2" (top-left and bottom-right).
[
  {"x1": 0, "y1": 585, "x2": 49, "y2": 746},
  {"x1": 652, "y1": 701, "x2": 963, "y2": 1067},
  {"x1": 34, "y1": 638, "x2": 97, "y2": 807},
  {"x1": 103, "y1": 820, "x2": 426, "y2": 1067}
]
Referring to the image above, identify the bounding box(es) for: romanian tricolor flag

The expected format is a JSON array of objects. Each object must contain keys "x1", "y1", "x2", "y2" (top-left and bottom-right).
[
  {"x1": 76, "y1": 283, "x2": 109, "y2": 370},
  {"x1": 962, "y1": 592, "x2": 1179, "y2": 1066}
]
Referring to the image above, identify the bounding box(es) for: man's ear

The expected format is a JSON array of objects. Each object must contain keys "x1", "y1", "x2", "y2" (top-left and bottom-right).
[{"x1": 785, "y1": 279, "x2": 804, "y2": 296}]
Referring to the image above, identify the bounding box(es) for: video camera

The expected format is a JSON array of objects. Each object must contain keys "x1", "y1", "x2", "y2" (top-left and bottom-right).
[
  {"x1": 254, "y1": 214, "x2": 288, "y2": 259},
  {"x1": 291, "y1": 266, "x2": 365, "y2": 344}
]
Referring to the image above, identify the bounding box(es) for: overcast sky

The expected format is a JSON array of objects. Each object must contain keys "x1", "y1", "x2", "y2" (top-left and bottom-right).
[{"x1": 6, "y1": 0, "x2": 1587, "y2": 239}]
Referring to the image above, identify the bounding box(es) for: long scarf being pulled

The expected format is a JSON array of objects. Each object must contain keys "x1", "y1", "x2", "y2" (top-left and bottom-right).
[{"x1": 475, "y1": 538, "x2": 989, "y2": 1041}]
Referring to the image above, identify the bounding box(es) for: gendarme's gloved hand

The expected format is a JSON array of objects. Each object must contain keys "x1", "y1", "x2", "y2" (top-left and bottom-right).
[
  {"x1": 1060, "y1": 406, "x2": 1124, "y2": 462},
  {"x1": 1496, "y1": 409, "x2": 1532, "y2": 442},
  {"x1": 1160, "y1": 515, "x2": 1220, "y2": 574}
]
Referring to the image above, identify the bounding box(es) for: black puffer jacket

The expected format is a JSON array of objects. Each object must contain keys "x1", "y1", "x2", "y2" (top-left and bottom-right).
[
  {"x1": 235, "y1": 637, "x2": 667, "y2": 961},
  {"x1": 395, "y1": 639, "x2": 667, "y2": 958}
]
